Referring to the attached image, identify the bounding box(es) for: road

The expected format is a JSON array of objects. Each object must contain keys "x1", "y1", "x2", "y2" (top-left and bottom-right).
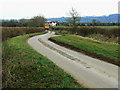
[{"x1": 27, "y1": 31, "x2": 118, "y2": 88}]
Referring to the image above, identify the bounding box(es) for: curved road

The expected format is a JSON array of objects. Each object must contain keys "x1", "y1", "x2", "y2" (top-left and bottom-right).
[{"x1": 27, "y1": 31, "x2": 118, "y2": 88}]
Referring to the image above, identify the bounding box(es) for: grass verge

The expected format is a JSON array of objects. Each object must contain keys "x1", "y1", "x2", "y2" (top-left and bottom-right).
[
  {"x1": 2, "y1": 32, "x2": 84, "y2": 88},
  {"x1": 49, "y1": 34, "x2": 119, "y2": 66}
]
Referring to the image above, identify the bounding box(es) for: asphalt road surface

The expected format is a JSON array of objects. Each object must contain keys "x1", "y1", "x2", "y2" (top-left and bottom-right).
[{"x1": 27, "y1": 31, "x2": 118, "y2": 88}]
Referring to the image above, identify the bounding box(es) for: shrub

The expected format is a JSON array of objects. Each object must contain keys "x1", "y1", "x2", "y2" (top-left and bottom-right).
[
  {"x1": 52, "y1": 26, "x2": 119, "y2": 38},
  {"x1": 2, "y1": 27, "x2": 45, "y2": 41}
]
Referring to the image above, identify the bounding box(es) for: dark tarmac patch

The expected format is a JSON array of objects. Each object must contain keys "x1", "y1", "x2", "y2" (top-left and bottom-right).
[{"x1": 49, "y1": 38, "x2": 119, "y2": 66}]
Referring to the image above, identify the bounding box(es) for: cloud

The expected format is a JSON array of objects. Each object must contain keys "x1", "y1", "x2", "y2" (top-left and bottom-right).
[{"x1": 0, "y1": 0, "x2": 119, "y2": 19}]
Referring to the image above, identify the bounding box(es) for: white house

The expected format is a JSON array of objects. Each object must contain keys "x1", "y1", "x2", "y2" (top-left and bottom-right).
[{"x1": 46, "y1": 21, "x2": 57, "y2": 26}]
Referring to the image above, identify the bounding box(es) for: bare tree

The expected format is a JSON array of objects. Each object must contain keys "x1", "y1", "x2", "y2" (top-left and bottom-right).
[
  {"x1": 67, "y1": 8, "x2": 81, "y2": 27},
  {"x1": 92, "y1": 19, "x2": 96, "y2": 27}
]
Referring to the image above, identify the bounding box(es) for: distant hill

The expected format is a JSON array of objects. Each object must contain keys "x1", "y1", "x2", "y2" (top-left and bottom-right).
[
  {"x1": 1, "y1": 14, "x2": 119, "y2": 23},
  {"x1": 47, "y1": 14, "x2": 119, "y2": 23}
]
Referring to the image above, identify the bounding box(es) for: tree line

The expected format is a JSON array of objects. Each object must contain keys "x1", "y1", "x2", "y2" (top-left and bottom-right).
[
  {"x1": 1, "y1": 9, "x2": 119, "y2": 27},
  {"x1": 57, "y1": 22, "x2": 119, "y2": 26},
  {"x1": 1, "y1": 16, "x2": 46, "y2": 27}
]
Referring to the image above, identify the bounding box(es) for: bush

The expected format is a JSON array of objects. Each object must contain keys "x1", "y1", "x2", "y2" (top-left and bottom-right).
[
  {"x1": 2, "y1": 27, "x2": 45, "y2": 41},
  {"x1": 52, "y1": 26, "x2": 119, "y2": 38}
]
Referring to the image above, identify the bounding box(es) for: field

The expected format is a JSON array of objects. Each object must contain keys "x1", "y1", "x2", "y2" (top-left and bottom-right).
[
  {"x1": 97, "y1": 26, "x2": 118, "y2": 28},
  {"x1": 2, "y1": 32, "x2": 83, "y2": 88},
  {"x1": 49, "y1": 34, "x2": 119, "y2": 66},
  {"x1": 55, "y1": 26, "x2": 118, "y2": 28}
]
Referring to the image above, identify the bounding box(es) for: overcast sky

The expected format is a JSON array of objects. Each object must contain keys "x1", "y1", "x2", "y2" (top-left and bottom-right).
[{"x1": 0, "y1": 0, "x2": 119, "y2": 19}]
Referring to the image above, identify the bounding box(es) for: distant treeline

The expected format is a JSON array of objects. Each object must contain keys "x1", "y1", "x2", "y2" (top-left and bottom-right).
[
  {"x1": 1, "y1": 17, "x2": 119, "y2": 27},
  {"x1": 1, "y1": 16, "x2": 46, "y2": 27},
  {"x1": 57, "y1": 22, "x2": 119, "y2": 26}
]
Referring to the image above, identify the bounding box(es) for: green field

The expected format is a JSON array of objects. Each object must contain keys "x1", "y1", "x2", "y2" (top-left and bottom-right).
[
  {"x1": 54, "y1": 26, "x2": 118, "y2": 28},
  {"x1": 50, "y1": 34, "x2": 118, "y2": 61},
  {"x1": 97, "y1": 26, "x2": 118, "y2": 28},
  {"x1": 2, "y1": 32, "x2": 83, "y2": 88},
  {"x1": 54, "y1": 26, "x2": 70, "y2": 28}
]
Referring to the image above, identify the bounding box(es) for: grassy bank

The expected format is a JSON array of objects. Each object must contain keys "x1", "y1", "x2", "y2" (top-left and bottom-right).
[
  {"x1": 50, "y1": 35, "x2": 119, "y2": 66},
  {"x1": 2, "y1": 32, "x2": 83, "y2": 88}
]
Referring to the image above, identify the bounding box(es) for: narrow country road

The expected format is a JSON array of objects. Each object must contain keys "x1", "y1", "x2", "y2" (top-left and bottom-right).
[{"x1": 27, "y1": 31, "x2": 118, "y2": 88}]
